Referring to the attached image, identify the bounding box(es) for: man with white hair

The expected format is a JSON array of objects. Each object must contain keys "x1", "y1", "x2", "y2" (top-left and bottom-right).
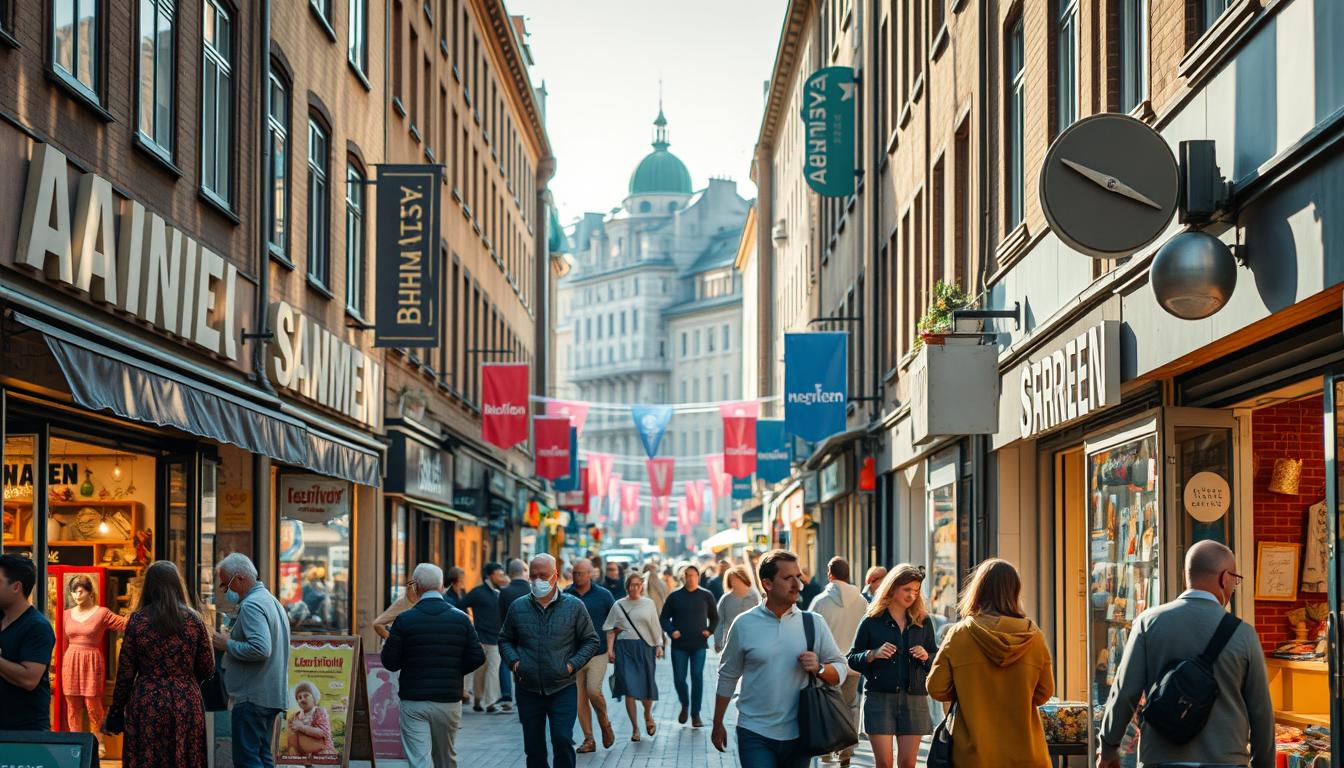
[
  {"x1": 212, "y1": 552, "x2": 290, "y2": 768},
  {"x1": 383, "y1": 563, "x2": 486, "y2": 767}
]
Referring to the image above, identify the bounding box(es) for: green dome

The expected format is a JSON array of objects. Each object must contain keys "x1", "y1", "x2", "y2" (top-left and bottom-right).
[{"x1": 628, "y1": 108, "x2": 692, "y2": 196}]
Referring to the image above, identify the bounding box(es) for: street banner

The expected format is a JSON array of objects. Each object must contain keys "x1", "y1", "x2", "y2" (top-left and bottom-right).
[
  {"x1": 276, "y1": 636, "x2": 361, "y2": 765},
  {"x1": 647, "y1": 457, "x2": 675, "y2": 498},
  {"x1": 676, "y1": 498, "x2": 691, "y2": 534},
  {"x1": 545, "y1": 399, "x2": 590, "y2": 436},
  {"x1": 607, "y1": 476, "x2": 623, "y2": 523},
  {"x1": 533, "y1": 416, "x2": 571, "y2": 480},
  {"x1": 553, "y1": 428, "x2": 582, "y2": 492},
  {"x1": 756, "y1": 420, "x2": 793, "y2": 483},
  {"x1": 732, "y1": 474, "x2": 754, "y2": 500},
  {"x1": 620, "y1": 482, "x2": 640, "y2": 525},
  {"x1": 651, "y1": 496, "x2": 670, "y2": 528},
  {"x1": 784, "y1": 332, "x2": 848, "y2": 442},
  {"x1": 364, "y1": 652, "x2": 406, "y2": 760},
  {"x1": 800, "y1": 67, "x2": 857, "y2": 197},
  {"x1": 588, "y1": 453, "x2": 615, "y2": 496},
  {"x1": 686, "y1": 479, "x2": 706, "y2": 513},
  {"x1": 375, "y1": 164, "x2": 441, "y2": 346},
  {"x1": 630, "y1": 404, "x2": 673, "y2": 459},
  {"x1": 585, "y1": 465, "x2": 601, "y2": 517},
  {"x1": 482, "y1": 363, "x2": 529, "y2": 449},
  {"x1": 721, "y1": 401, "x2": 760, "y2": 478},
  {"x1": 704, "y1": 455, "x2": 733, "y2": 498}
]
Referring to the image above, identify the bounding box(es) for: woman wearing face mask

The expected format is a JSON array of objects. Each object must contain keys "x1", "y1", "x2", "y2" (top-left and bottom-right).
[
  {"x1": 62, "y1": 575, "x2": 128, "y2": 758},
  {"x1": 603, "y1": 571, "x2": 664, "y2": 740},
  {"x1": 847, "y1": 564, "x2": 939, "y2": 768}
]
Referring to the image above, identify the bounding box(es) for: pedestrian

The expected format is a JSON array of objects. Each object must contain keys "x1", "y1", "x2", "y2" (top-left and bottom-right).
[
  {"x1": 381, "y1": 563, "x2": 486, "y2": 767},
  {"x1": 927, "y1": 558, "x2": 1053, "y2": 768},
  {"x1": 445, "y1": 566, "x2": 467, "y2": 609},
  {"x1": 497, "y1": 559, "x2": 531, "y2": 712},
  {"x1": 601, "y1": 560, "x2": 628, "y2": 599},
  {"x1": 661, "y1": 565, "x2": 676, "y2": 594},
  {"x1": 704, "y1": 559, "x2": 729, "y2": 602},
  {"x1": 0, "y1": 553, "x2": 56, "y2": 731},
  {"x1": 808, "y1": 557, "x2": 868, "y2": 768},
  {"x1": 559, "y1": 563, "x2": 574, "y2": 590},
  {"x1": 499, "y1": 554, "x2": 601, "y2": 768},
  {"x1": 861, "y1": 567, "x2": 887, "y2": 602},
  {"x1": 463, "y1": 563, "x2": 508, "y2": 713},
  {"x1": 563, "y1": 558, "x2": 617, "y2": 753},
  {"x1": 643, "y1": 561, "x2": 669, "y2": 615},
  {"x1": 848, "y1": 564, "x2": 938, "y2": 768},
  {"x1": 711, "y1": 549, "x2": 849, "y2": 768},
  {"x1": 212, "y1": 552, "x2": 291, "y2": 768},
  {"x1": 714, "y1": 565, "x2": 760, "y2": 652},
  {"x1": 797, "y1": 566, "x2": 823, "y2": 608},
  {"x1": 1096, "y1": 540, "x2": 1273, "y2": 768},
  {"x1": 373, "y1": 576, "x2": 421, "y2": 640},
  {"x1": 659, "y1": 563, "x2": 719, "y2": 727},
  {"x1": 99, "y1": 561, "x2": 214, "y2": 766},
  {"x1": 603, "y1": 570, "x2": 664, "y2": 741}
]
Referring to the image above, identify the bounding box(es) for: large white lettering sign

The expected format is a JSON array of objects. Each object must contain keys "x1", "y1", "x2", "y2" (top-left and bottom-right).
[
  {"x1": 1018, "y1": 321, "x2": 1120, "y2": 438},
  {"x1": 16, "y1": 143, "x2": 240, "y2": 359},
  {"x1": 267, "y1": 301, "x2": 383, "y2": 429}
]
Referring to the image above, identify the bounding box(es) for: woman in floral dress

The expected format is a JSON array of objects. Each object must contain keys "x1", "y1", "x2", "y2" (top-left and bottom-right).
[
  {"x1": 104, "y1": 561, "x2": 214, "y2": 768},
  {"x1": 61, "y1": 575, "x2": 128, "y2": 757}
]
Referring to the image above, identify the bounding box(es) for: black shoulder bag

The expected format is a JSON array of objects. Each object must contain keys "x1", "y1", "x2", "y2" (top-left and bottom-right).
[
  {"x1": 1141, "y1": 612, "x2": 1241, "y2": 743},
  {"x1": 927, "y1": 702, "x2": 957, "y2": 768},
  {"x1": 797, "y1": 611, "x2": 859, "y2": 756}
]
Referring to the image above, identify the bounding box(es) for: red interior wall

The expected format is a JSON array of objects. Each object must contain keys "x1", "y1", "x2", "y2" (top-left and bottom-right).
[{"x1": 1251, "y1": 395, "x2": 1327, "y2": 652}]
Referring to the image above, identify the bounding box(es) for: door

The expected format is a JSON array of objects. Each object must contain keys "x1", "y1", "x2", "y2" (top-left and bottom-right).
[
  {"x1": 1163, "y1": 407, "x2": 1240, "y2": 608},
  {"x1": 159, "y1": 453, "x2": 199, "y2": 600},
  {"x1": 1055, "y1": 447, "x2": 1088, "y2": 702},
  {"x1": 1324, "y1": 371, "x2": 1343, "y2": 764}
]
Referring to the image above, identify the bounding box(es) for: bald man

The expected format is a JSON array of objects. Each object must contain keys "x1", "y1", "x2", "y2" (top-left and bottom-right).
[{"x1": 1097, "y1": 541, "x2": 1273, "y2": 768}]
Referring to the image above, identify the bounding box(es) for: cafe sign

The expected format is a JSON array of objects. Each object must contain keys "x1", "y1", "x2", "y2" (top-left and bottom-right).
[{"x1": 1019, "y1": 321, "x2": 1120, "y2": 438}]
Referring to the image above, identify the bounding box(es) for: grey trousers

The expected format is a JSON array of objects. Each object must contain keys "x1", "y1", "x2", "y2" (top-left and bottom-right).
[{"x1": 400, "y1": 699, "x2": 462, "y2": 768}]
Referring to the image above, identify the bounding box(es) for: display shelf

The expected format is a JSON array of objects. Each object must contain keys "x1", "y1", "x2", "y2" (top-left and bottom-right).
[
  {"x1": 1267, "y1": 659, "x2": 1328, "y2": 673},
  {"x1": 1267, "y1": 656, "x2": 1328, "y2": 730},
  {"x1": 1275, "y1": 710, "x2": 1329, "y2": 728}
]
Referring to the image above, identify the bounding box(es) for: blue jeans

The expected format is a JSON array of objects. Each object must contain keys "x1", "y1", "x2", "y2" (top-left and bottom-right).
[
  {"x1": 500, "y1": 657, "x2": 514, "y2": 701},
  {"x1": 516, "y1": 684, "x2": 578, "y2": 768},
  {"x1": 737, "y1": 726, "x2": 810, "y2": 768},
  {"x1": 670, "y1": 647, "x2": 706, "y2": 717},
  {"x1": 231, "y1": 702, "x2": 283, "y2": 768}
]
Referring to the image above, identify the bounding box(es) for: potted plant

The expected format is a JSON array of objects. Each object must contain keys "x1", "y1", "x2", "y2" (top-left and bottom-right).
[{"x1": 916, "y1": 281, "x2": 971, "y2": 348}]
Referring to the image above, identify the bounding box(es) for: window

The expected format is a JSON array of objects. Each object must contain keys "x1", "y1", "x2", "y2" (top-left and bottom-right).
[
  {"x1": 932, "y1": 156, "x2": 945, "y2": 282},
  {"x1": 954, "y1": 120, "x2": 971, "y2": 291},
  {"x1": 1200, "y1": 0, "x2": 1231, "y2": 32},
  {"x1": 345, "y1": 163, "x2": 365, "y2": 315},
  {"x1": 137, "y1": 0, "x2": 176, "y2": 154},
  {"x1": 1007, "y1": 17, "x2": 1025, "y2": 230},
  {"x1": 693, "y1": 330, "x2": 701, "y2": 356},
  {"x1": 1056, "y1": 0, "x2": 1078, "y2": 132},
  {"x1": 267, "y1": 72, "x2": 290, "y2": 257},
  {"x1": 348, "y1": 0, "x2": 367, "y2": 74},
  {"x1": 307, "y1": 119, "x2": 331, "y2": 286},
  {"x1": 633, "y1": 309, "x2": 639, "y2": 331},
  {"x1": 1118, "y1": 0, "x2": 1148, "y2": 112},
  {"x1": 201, "y1": 1, "x2": 232, "y2": 204},
  {"x1": 52, "y1": 0, "x2": 101, "y2": 98},
  {"x1": 722, "y1": 324, "x2": 730, "y2": 351},
  {"x1": 391, "y1": 2, "x2": 403, "y2": 107},
  {"x1": 681, "y1": 332, "x2": 688, "y2": 357},
  {"x1": 708, "y1": 329, "x2": 716, "y2": 353},
  {"x1": 707, "y1": 377, "x2": 713, "y2": 400},
  {"x1": 409, "y1": 27, "x2": 420, "y2": 135}
]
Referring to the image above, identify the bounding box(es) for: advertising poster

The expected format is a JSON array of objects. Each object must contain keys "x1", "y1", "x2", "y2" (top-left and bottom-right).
[
  {"x1": 276, "y1": 636, "x2": 359, "y2": 766},
  {"x1": 364, "y1": 653, "x2": 407, "y2": 760}
]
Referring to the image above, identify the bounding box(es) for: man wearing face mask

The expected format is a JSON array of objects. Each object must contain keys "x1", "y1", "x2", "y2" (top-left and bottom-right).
[
  {"x1": 1097, "y1": 540, "x2": 1273, "y2": 768},
  {"x1": 499, "y1": 554, "x2": 600, "y2": 768}
]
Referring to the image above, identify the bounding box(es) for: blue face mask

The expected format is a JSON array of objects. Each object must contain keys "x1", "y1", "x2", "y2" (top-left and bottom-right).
[{"x1": 215, "y1": 574, "x2": 241, "y2": 606}]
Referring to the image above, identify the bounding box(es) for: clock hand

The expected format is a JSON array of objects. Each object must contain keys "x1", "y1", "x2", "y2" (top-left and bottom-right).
[{"x1": 1059, "y1": 158, "x2": 1163, "y2": 210}]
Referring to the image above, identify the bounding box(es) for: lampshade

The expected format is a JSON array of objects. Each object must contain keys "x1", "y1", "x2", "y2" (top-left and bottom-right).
[{"x1": 1268, "y1": 458, "x2": 1302, "y2": 495}]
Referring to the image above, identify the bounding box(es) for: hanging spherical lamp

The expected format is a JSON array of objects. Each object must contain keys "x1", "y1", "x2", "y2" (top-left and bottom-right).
[{"x1": 1150, "y1": 231, "x2": 1238, "y2": 319}]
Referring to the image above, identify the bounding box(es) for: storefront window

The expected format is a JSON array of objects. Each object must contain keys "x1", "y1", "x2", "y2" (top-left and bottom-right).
[
  {"x1": 278, "y1": 473, "x2": 352, "y2": 634},
  {"x1": 389, "y1": 501, "x2": 408, "y2": 603},
  {"x1": 2, "y1": 434, "x2": 38, "y2": 560},
  {"x1": 928, "y1": 449, "x2": 960, "y2": 622}
]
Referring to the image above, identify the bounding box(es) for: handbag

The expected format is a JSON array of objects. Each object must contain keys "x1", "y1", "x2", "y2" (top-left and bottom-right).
[
  {"x1": 797, "y1": 612, "x2": 859, "y2": 757},
  {"x1": 201, "y1": 651, "x2": 229, "y2": 712},
  {"x1": 926, "y1": 701, "x2": 957, "y2": 768},
  {"x1": 103, "y1": 708, "x2": 125, "y2": 735},
  {"x1": 608, "y1": 602, "x2": 650, "y2": 698}
]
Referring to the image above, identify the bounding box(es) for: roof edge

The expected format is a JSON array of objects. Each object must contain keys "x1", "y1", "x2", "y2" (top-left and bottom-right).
[
  {"x1": 480, "y1": 1, "x2": 553, "y2": 170},
  {"x1": 755, "y1": 1, "x2": 813, "y2": 153},
  {"x1": 734, "y1": 205, "x2": 758, "y2": 271}
]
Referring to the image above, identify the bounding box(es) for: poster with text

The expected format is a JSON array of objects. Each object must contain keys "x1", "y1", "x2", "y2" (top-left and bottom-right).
[{"x1": 276, "y1": 636, "x2": 359, "y2": 766}]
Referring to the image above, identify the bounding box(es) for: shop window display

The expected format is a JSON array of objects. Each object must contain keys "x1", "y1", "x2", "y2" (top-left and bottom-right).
[
  {"x1": 278, "y1": 473, "x2": 352, "y2": 634},
  {"x1": 927, "y1": 449, "x2": 960, "y2": 622}
]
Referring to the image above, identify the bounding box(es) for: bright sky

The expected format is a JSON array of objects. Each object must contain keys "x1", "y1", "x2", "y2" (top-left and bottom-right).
[{"x1": 508, "y1": 0, "x2": 787, "y2": 225}]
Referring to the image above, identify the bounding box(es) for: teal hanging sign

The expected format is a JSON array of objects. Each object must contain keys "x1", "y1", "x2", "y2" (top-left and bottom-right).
[{"x1": 801, "y1": 66, "x2": 856, "y2": 197}]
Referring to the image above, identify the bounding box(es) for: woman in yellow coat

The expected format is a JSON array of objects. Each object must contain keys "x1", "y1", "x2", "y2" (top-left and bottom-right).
[{"x1": 926, "y1": 559, "x2": 1054, "y2": 768}]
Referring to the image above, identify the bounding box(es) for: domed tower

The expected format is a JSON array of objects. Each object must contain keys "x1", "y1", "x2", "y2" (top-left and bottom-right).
[{"x1": 625, "y1": 107, "x2": 693, "y2": 215}]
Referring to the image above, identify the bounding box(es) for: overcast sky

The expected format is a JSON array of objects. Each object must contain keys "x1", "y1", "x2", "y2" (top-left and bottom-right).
[{"x1": 508, "y1": 0, "x2": 787, "y2": 225}]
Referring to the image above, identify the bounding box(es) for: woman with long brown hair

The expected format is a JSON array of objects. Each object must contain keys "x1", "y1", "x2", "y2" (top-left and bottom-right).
[
  {"x1": 846, "y1": 564, "x2": 939, "y2": 768},
  {"x1": 926, "y1": 559, "x2": 1053, "y2": 768},
  {"x1": 103, "y1": 560, "x2": 214, "y2": 768}
]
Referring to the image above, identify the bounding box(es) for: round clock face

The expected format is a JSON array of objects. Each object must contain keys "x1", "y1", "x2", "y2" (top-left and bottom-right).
[{"x1": 1039, "y1": 113, "x2": 1180, "y2": 259}]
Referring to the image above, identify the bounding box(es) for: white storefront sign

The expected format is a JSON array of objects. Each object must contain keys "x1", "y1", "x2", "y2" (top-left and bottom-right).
[
  {"x1": 1019, "y1": 321, "x2": 1120, "y2": 438},
  {"x1": 267, "y1": 301, "x2": 383, "y2": 429},
  {"x1": 279, "y1": 474, "x2": 351, "y2": 522}
]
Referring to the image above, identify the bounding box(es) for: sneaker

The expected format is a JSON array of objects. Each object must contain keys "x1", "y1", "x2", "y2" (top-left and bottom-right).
[
  {"x1": 577, "y1": 738, "x2": 596, "y2": 754},
  {"x1": 499, "y1": 701, "x2": 513, "y2": 712},
  {"x1": 678, "y1": 706, "x2": 688, "y2": 724},
  {"x1": 486, "y1": 704, "x2": 498, "y2": 714}
]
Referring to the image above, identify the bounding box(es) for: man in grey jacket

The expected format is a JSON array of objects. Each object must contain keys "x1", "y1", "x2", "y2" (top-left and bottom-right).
[
  {"x1": 1098, "y1": 541, "x2": 1273, "y2": 768},
  {"x1": 499, "y1": 554, "x2": 600, "y2": 768},
  {"x1": 213, "y1": 553, "x2": 291, "y2": 768}
]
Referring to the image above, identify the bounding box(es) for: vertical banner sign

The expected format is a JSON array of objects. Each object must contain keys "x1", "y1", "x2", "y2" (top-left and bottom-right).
[
  {"x1": 651, "y1": 496, "x2": 670, "y2": 528},
  {"x1": 554, "y1": 428, "x2": 582, "y2": 492},
  {"x1": 784, "y1": 332, "x2": 848, "y2": 442},
  {"x1": 721, "y1": 401, "x2": 760, "y2": 478},
  {"x1": 533, "y1": 416, "x2": 571, "y2": 480},
  {"x1": 801, "y1": 67, "x2": 857, "y2": 197},
  {"x1": 732, "y1": 475, "x2": 754, "y2": 501},
  {"x1": 482, "y1": 363, "x2": 530, "y2": 449},
  {"x1": 756, "y1": 420, "x2": 793, "y2": 483},
  {"x1": 705, "y1": 455, "x2": 733, "y2": 499},
  {"x1": 620, "y1": 483, "x2": 640, "y2": 525},
  {"x1": 545, "y1": 399, "x2": 591, "y2": 436},
  {"x1": 630, "y1": 405, "x2": 673, "y2": 459},
  {"x1": 646, "y1": 457, "x2": 675, "y2": 498},
  {"x1": 375, "y1": 164, "x2": 442, "y2": 346}
]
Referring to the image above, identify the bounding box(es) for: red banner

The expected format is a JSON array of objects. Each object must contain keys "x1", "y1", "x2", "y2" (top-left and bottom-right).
[
  {"x1": 721, "y1": 401, "x2": 760, "y2": 478},
  {"x1": 621, "y1": 483, "x2": 640, "y2": 525},
  {"x1": 482, "y1": 363, "x2": 530, "y2": 449},
  {"x1": 676, "y1": 498, "x2": 691, "y2": 534},
  {"x1": 587, "y1": 453, "x2": 615, "y2": 497},
  {"x1": 651, "y1": 496, "x2": 670, "y2": 527},
  {"x1": 646, "y1": 458, "x2": 675, "y2": 497},
  {"x1": 545, "y1": 399, "x2": 591, "y2": 436},
  {"x1": 704, "y1": 455, "x2": 733, "y2": 498},
  {"x1": 686, "y1": 479, "x2": 705, "y2": 512},
  {"x1": 533, "y1": 416, "x2": 571, "y2": 479}
]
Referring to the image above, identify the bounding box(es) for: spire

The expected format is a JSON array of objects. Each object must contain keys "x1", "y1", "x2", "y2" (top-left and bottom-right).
[{"x1": 652, "y1": 100, "x2": 669, "y2": 151}]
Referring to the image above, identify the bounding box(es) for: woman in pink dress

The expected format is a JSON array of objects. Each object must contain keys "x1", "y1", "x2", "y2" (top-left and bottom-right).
[
  {"x1": 62, "y1": 574, "x2": 128, "y2": 757},
  {"x1": 285, "y1": 681, "x2": 337, "y2": 755}
]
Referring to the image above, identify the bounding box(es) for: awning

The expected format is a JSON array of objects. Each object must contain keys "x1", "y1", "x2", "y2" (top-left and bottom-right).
[
  {"x1": 739, "y1": 503, "x2": 763, "y2": 524},
  {"x1": 389, "y1": 494, "x2": 480, "y2": 524},
  {"x1": 17, "y1": 312, "x2": 381, "y2": 487},
  {"x1": 700, "y1": 528, "x2": 748, "y2": 552},
  {"x1": 803, "y1": 426, "x2": 866, "y2": 471}
]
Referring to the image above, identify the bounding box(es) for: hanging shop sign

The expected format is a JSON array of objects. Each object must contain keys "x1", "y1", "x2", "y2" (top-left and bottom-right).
[
  {"x1": 15, "y1": 143, "x2": 244, "y2": 360},
  {"x1": 1018, "y1": 321, "x2": 1120, "y2": 439},
  {"x1": 732, "y1": 475, "x2": 754, "y2": 501},
  {"x1": 756, "y1": 420, "x2": 792, "y2": 483},
  {"x1": 374, "y1": 164, "x2": 441, "y2": 347},
  {"x1": 386, "y1": 432, "x2": 452, "y2": 504},
  {"x1": 630, "y1": 405, "x2": 673, "y2": 459},
  {"x1": 482, "y1": 363, "x2": 530, "y2": 450},
  {"x1": 266, "y1": 301, "x2": 383, "y2": 428},
  {"x1": 721, "y1": 401, "x2": 759, "y2": 478},
  {"x1": 784, "y1": 332, "x2": 848, "y2": 442},
  {"x1": 533, "y1": 416, "x2": 572, "y2": 480},
  {"x1": 820, "y1": 455, "x2": 849, "y2": 504},
  {"x1": 800, "y1": 67, "x2": 857, "y2": 197},
  {"x1": 279, "y1": 474, "x2": 352, "y2": 523}
]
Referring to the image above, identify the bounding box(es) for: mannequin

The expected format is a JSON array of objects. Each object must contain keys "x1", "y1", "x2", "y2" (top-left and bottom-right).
[{"x1": 63, "y1": 575, "x2": 128, "y2": 757}]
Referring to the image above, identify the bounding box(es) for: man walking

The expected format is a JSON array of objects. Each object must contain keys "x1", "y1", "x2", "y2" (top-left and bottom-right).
[
  {"x1": 499, "y1": 554, "x2": 601, "y2": 768},
  {"x1": 564, "y1": 558, "x2": 617, "y2": 752},
  {"x1": 0, "y1": 554, "x2": 55, "y2": 731},
  {"x1": 712, "y1": 549, "x2": 849, "y2": 768},
  {"x1": 601, "y1": 560, "x2": 628, "y2": 599},
  {"x1": 704, "y1": 559, "x2": 729, "y2": 602},
  {"x1": 1097, "y1": 540, "x2": 1273, "y2": 768},
  {"x1": 382, "y1": 563, "x2": 485, "y2": 767},
  {"x1": 463, "y1": 563, "x2": 508, "y2": 712},
  {"x1": 808, "y1": 557, "x2": 867, "y2": 767},
  {"x1": 497, "y1": 559, "x2": 530, "y2": 711},
  {"x1": 213, "y1": 553, "x2": 290, "y2": 768},
  {"x1": 861, "y1": 566, "x2": 887, "y2": 602},
  {"x1": 659, "y1": 564, "x2": 719, "y2": 727},
  {"x1": 797, "y1": 566, "x2": 823, "y2": 607}
]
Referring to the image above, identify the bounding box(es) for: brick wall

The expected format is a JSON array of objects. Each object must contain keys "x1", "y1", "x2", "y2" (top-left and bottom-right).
[{"x1": 1251, "y1": 395, "x2": 1328, "y2": 652}]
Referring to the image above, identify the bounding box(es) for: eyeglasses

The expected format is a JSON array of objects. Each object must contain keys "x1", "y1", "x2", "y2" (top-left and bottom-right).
[{"x1": 1225, "y1": 571, "x2": 1244, "y2": 585}]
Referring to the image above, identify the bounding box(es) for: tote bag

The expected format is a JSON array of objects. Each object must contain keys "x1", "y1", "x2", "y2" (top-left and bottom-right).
[{"x1": 797, "y1": 612, "x2": 859, "y2": 756}]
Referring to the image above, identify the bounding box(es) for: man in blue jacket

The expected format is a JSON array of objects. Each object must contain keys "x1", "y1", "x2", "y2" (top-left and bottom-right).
[{"x1": 383, "y1": 563, "x2": 485, "y2": 767}]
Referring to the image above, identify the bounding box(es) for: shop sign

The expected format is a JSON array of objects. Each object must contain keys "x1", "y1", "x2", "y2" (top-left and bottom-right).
[
  {"x1": 374, "y1": 165, "x2": 441, "y2": 347},
  {"x1": 1019, "y1": 321, "x2": 1120, "y2": 438},
  {"x1": 802, "y1": 473, "x2": 820, "y2": 504},
  {"x1": 820, "y1": 456, "x2": 849, "y2": 503},
  {"x1": 800, "y1": 67, "x2": 857, "y2": 197},
  {"x1": 15, "y1": 143, "x2": 243, "y2": 360},
  {"x1": 1183, "y1": 471, "x2": 1230, "y2": 522},
  {"x1": 3, "y1": 461, "x2": 78, "y2": 487},
  {"x1": 279, "y1": 475, "x2": 351, "y2": 523},
  {"x1": 390, "y1": 435, "x2": 452, "y2": 504},
  {"x1": 453, "y1": 487, "x2": 484, "y2": 513},
  {"x1": 266, "y1": 301, "x2": 383, "y2": 428}
]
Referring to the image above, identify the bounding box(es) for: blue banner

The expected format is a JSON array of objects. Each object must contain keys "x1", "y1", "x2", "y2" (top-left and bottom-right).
[
  {"x1": 630, "y1": 405, "x2": 673, "y2": 459},
  {"x1": 756, "y1": 420, "x2": 792, "y2": 483},
  {"x1": 731, "y1": 475, "x2": 754, "y2": 500},
  {"x1": 552, "y1": 428, "x2": 581, "y2": 492},
  {"x1": 784, "y1": 332, "x2": 848, "y2": 442}
]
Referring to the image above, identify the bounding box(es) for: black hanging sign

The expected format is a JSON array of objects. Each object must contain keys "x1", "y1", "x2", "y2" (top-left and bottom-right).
[{"x1": 375, "y1": 164, "x2": 442, "y2": 347}]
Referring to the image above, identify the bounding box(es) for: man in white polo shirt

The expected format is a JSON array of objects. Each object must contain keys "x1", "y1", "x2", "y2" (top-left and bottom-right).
[{"x1": 711, "y1": 549, "x2": 849, "y2": 768}]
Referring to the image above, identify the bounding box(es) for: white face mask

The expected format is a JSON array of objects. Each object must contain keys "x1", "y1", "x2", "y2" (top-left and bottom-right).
[{"x1": 531, "y1": 578, "x2": 554, "y2": 599}]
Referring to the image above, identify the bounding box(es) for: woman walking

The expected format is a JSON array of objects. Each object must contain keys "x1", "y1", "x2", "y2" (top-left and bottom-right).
[
  {"x1": 104, "y1": 561, "x2": 214, "y2": 768},
  {"x1": 927, "y1": 559, "x2": 1054, "y2": 768},
  {"x1": 603, "y1": 571, "x2": 664, "y2": 741},
  {"x1": 847, "y1": 564, "x2": 939, "y2": 768},
  {"x1": 713, "y1": 566, "x2": 759, "y2": 653}
]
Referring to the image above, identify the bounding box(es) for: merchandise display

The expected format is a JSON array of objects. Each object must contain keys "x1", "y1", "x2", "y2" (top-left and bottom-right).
[
  {"x1": 1275, "y1": 724, "x2": 1330, "y2": 767},
  {"x1": 1038, "y1": 700, "x2": 1089, "y2": 744}
]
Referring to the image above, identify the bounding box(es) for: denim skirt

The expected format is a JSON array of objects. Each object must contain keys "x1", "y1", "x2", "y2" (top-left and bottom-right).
[{"x1": 863, "y1": 691, "x2": 933, "y2": 736}]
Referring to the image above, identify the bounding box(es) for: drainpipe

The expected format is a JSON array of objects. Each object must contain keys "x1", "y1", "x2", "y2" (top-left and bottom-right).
[
  {"x1": 753, "y1": 145, "x2": 774, "y2": 408},
  {"x1": 975, "y1": 0, "x2": 993, "y2": 558},
  {"x1": 252, "y1": 0, "x2": 274, "y2": 393}
]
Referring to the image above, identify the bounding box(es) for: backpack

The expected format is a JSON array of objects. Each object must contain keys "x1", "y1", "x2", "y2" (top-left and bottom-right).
[{"x1": 1141, "y1": 612, "x2": 1241, "y2": 743}]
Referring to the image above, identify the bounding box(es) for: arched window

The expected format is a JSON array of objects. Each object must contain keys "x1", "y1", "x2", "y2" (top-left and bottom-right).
[
  {"x1": 668, "y1": 201, "x2": 678, "y2": 212},
  {"x1": 639, "y1": 201, "x2": 652, "y2": 213}
]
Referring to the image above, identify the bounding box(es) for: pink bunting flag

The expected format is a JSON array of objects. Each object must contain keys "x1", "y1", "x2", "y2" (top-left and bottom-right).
[
  {"x1": 607, "y1": 476, "x2": 623, "y2": 522},
  {"x1": 545, "y1": 399, "x2": 591, "y2": 436},
  {"x1": 646, "y1": 457, "x2": 675, "y2": 497},
  {"x1": 676, "y1": 498, "x2": 691, "y2": 534},
  {"x1": 704, "y1": 455, "x2": 733, "y2": 498},
  {"x1": 621, "y1": 483, "x2": 640, "y2": 525},
  {"x1": 721, "y1": 401, "x2": 760, "y2": 478},
  {"x1": 587, "y1": 453, "x2": 615, "y2": 497},
  {"x1": 651, "y1": 496, "x2": 670, "y2": 528}
]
